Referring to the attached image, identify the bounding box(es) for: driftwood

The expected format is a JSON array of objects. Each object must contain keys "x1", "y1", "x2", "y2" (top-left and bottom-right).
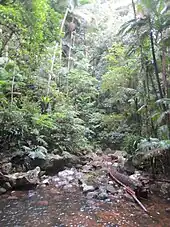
[{"x1": 109, "y1": 169, "x2": 148, "y2": 213}]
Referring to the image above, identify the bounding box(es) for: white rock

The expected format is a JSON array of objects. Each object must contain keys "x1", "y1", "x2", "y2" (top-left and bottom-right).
[
  {"x1": 42, "y1": 179, "x2": 49, "y2": 185},
  {"x1": 83, "y1": 184, "x2": 95, "y2": 193},
  {"x1": 58, "y1": 170, "x2": 74, "y2": 178}
]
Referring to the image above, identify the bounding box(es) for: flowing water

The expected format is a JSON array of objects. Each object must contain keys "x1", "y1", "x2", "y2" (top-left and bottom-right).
[{"x1": 0, "y1": 182, "x2": 170, "y2": 227}]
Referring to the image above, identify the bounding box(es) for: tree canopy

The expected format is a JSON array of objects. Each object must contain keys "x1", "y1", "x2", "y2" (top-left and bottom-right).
[{"x1": 0, "y1": 0, "x2": 170, "y2": 157}]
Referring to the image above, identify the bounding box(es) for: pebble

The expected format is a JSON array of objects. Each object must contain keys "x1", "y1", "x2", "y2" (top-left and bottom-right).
[
  {"x1": 106, "y1": 185, "x2": 117, "y2": 194},
  {"x1": 63, "y1": 184, "x2": 73, "y2": 190},
  {"x1": 8, "y1": 196, "x2": 18, "y2": 200},
  {"x1": 37, "y1": 200, "x2": 49, "y2": 206},
  {"x1": 97, "y1": 192, "x2": 108, "y2": 200},
  {"x1": 83, "y1": 185, "x2": 95, "y2": 193},
  {"x1": 0, "y1": 187, "x2": 7, "y2": 194},
  {"x1": 42, "y1": 179, "x2": 50, "y2": 185},
  {"x1": 165, "y1": 207, "x2": 170, "y2": 213}
]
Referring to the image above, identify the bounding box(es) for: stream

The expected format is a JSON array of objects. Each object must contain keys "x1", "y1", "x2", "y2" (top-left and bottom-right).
[{"x1": 0, "y1": 178, "x2": 170, "y2": 227}]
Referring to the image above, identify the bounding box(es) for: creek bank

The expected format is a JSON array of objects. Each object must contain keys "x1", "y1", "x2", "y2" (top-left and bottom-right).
[
  {"x1": 0, "y1": 149, "x2": 81, "y2": 175},
  {"x1": 1, "y1": 148, "x2": 170, "y2": 204}
]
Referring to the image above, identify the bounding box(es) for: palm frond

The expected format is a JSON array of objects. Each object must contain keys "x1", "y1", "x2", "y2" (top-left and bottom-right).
[{"x1": 118, "y1": 18, "x2": 149, "y2": 37}]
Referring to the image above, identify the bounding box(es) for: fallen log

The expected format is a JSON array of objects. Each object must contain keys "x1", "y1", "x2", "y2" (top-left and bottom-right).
[{"x1": 109, "y1": 169, "x2": 148, "y2": 213}]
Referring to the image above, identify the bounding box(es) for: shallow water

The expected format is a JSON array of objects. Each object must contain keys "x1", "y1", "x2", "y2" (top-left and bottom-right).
[{"x1": 0, "y1": 184, "x2": 170, "y2": 227}]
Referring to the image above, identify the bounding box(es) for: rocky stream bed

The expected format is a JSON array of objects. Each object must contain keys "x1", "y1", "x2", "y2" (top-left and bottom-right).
[{"x1": 1, "y1": 149, "x2": 170, "y2": 226}]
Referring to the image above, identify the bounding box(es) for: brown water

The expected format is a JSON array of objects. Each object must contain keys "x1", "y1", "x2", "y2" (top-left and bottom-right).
[{"x1": 0, "y1": 185, "x2": 170, "y2": 227}]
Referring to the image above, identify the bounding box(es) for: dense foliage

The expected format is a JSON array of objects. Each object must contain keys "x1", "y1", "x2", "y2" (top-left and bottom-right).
[{"x1": 0, "y1": 0, "x2": 170, "y2": 157}]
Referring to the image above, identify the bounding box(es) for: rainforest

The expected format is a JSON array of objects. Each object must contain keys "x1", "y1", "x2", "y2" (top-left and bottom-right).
[{"x1": 0, "y1": 0, "x2": 170, "y2": 226}]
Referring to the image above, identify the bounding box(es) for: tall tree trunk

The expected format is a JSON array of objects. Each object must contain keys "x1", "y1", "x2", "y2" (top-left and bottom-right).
[
  {"x1": 59, "y1": 7, "x2": 69, "y2": 66},
  {"x1": 161, "y1": 38, "x2": 167, "y2": 97},
  {"x1": 149, "y1": 24, "x2": 164, "y2": 100},
  {"x1": 149, "y1": 71, "x2": 158, "y2": 100},
  {"x1": 11, "y1": 67, "x2": 15, "y2": 107}
]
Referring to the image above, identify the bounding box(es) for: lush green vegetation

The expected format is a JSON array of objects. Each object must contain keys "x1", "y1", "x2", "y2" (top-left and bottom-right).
[{"x1": 0, "y1": 0, "x2": 170, "y2": 157}]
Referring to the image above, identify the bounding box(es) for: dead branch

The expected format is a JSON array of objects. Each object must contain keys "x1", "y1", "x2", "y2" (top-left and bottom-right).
[{"x1": 109, "y1": 169, "x2": 148, "y2": 213}]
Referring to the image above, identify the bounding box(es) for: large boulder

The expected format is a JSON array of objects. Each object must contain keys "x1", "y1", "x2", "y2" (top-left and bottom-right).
[
  {"x1": 10, "y1": 147, "x2": 80, "y2": 174},
  {"x1": 62, "y1": 151, "x2": 80, "y2": 166},
  {"x1": 43, "y1": 154, "x2": 66, "y2": 173},
  {"x1": 132, "y1": 148, "x2": 170, "y2": 175},
  {"x1": 0, "y1": 167, "x2": 41, "y2": 192}
]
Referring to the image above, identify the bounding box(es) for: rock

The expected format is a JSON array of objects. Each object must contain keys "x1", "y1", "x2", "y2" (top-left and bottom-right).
[
  {"x1": 56, "y1": 180, "x2": 68, "y2": 187},
  {"x1": 75, "y1": 164, "x2": 83, "y2": 169},
  {"x1": 44, "y1": 154, "x2": 66, "y2": 173},
  {"x1": 42, "y1": 178, "x2": 50, "y2": 185},
  {"x1": 0, "y1": 167, "x2": 41, "y2": 191},
  {"x1": 122, "y1": 158, "x2": 135, "y2": 174},
  {"x1": 97, "y1": 186, "x2": 109, "y2": 200},
  {"x1": 82, "y1": 184, "x2": 95, "y2": 193},
  {"x1": 165, "y1": 208, "x2": 170, "y2": 213},
  {"x1": 3, "y1": 182, "x2": 12, "y2": 190},
  {"x1": 0, "y1": 187, "x2": 6, "y2": 194},
  {"x1": 51, "y1": 176, "x2": 61, "y2": 182},
  {"x1": 112, "y1": 163, "x2": 119, "y2": 168},
  {"x1": 62, "y1": 151, "x2": 80, "y2": 165},
  {"x1": 38, "y1": 184, "x2": 46, "y2": 188},
  {"x1": 37, "y1": 200, "x2": 49, "y2": 206},
  {"x1": 8, "y1": 196, "x2": 18, "y2": 200},
  {"x1": 57, "y1": 169, "x2": 76, "y2": 184},
  {"x1": 86, "y1": 191, "x2": 98, "y2": 199},
  {"x1": 104, "y1": 148, "x2": 113, "y2": 154},
  {"x1": 58, "y1": 169, "x2": 74, "y2": 178},
  {"x1": 129, "y1": 171, "x2": 142, "y2": 186},
  {"x1": 106, "y1": 185, "x2": 117, "y2": 194},
  {"x1": 97, "y1": 192, "x2": 108, "y2": 200},
  {"x1": 96, "y1": 149, "x2": 103, "y2": 156},
  {"x1": 63, "y1": 184, "x2": 73, "y2": 190},
  {"x1": 160, "y1": 183, "x2": 170, "y2": 197},
  {"x1": 1, "y1": 162, "x2": 12, "y2": 174},
  {"x1": 132, "y1": 148, "x2": 170, "y2": 174},
  {"x1": 11, "y1": 150, "x2": 67, "y2": 174},
  {"x1": 124, "y1": 193, "x2": 134, "y2": 203}
]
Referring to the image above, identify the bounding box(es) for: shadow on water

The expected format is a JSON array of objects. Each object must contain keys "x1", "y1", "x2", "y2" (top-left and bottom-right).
[{"x1": 0, "y1": 184, "x2": 170, "y2": 227}]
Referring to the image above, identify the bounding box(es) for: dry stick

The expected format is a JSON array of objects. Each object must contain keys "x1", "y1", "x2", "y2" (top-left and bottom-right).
[{"x1": 109, "y1": 170, "x2": 148, "y2": 213}]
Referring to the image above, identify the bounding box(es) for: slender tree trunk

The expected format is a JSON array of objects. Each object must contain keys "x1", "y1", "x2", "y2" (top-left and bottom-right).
[
  {"x1": 149, "y1": 23, "x2": 164, "y2": 100},
  {"x1": 47, "y1": 7, "x2": 69, "y2": 95},
  {"x1": 59, "y1": 7, "x2": 69, "y2": 66},
  {"x1": 149, "y1": 71, "x2": 158, "y2": 100},
  {"x1": 131, "y1": 0, "x2": 144, "y2": 70},
  {"x1": 11, "y1": 67, "x2": 15, "y2": 107},
  {"x1": 161, "y1": 33, "x2": 167, "y2": 97},
  {"x1": 47, "y1": 42, "x2": 58, "y2": 96}
]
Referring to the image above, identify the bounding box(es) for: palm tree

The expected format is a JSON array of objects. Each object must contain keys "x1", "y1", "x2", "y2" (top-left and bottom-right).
[
  {"x1": 119, "y1": 0, "x2": 170, "y2": 138},
  {"x1": 119, "y1": 0, "x2": 170, "y2": 100}
]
